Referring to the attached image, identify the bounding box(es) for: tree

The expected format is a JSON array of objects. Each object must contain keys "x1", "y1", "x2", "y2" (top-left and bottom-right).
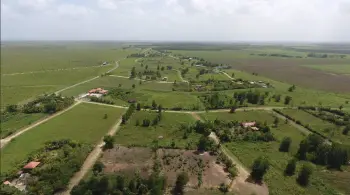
[
  {"x1": 343, "y1": 126, "x2": 350, "y2": 135},
  {"x1": 197, "y1": 136, "x2": 215, "y2": 152},
  {"x1": 173, "y1": 172, "x2": 189, "y2": 195},
  {"x1": 297, "y1": 163, "x2": 313, "y2": 186},
  {"x1": 284, "y1": 158, "x2": 297, "y2": 176},
  {"x1": 229, "y1": 106, "x2": 237, "y2": 113},
  {"x1": 250, "y1": 156, "x2": 270, "y2": 183},
  {"x1": 130, "y1": 67, "x2": 136, "y2": 78},
  {"x1": 231, "y1": 73, "x2": 235, "y2": 78},
  {"x1": 161, "y1": 66, "x2": 165, "y2": 71},
  {"x1": 273, "y1": 117, "x2": 279, "y2": 127},
  {"x1": 328, "y1": 145, "x2": 348, "y2": 170},
  {"x1": 297, "y1": 139, "x2": 309, "y2": 160},
  {"x1": 103, "y1": 135, "x2": 114, "y2": 149},
  {"x1": 136, "y1": 103, "x2": 141, "y2": 111},
  {"x1": 103, "y1": 114, "x2": 108, "y2": 119},
  {"x1": 6, "y1": 104, "x2": 18, "y2": 113},
  {"x1": 132, "y1": 84, "x2": 136, "y2": 89},
  {"x1": 152, "y1": 100, "x2": 157, "y2": 110},
  {"x1": 93, "y1": 161, "x2": 105, "y2": 175},
  {"x1": 279, "y1": 137, "x2": 292, "y2": 152},
  {"x1": 284, "y1": 96, "x2": 292, "y2": 105},
  {"x1": 219, "y1": 183, "x2": 229, "y2": 193},
  {"x1": 339, "y1": 105, "x2": 344, "y2": 110},
  {"x1": 145, "y1": 65, "x2": 149, "y2": 70}
]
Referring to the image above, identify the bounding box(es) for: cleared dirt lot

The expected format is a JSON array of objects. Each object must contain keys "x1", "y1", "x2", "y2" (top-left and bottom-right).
[{"x1": 100, "y1": 146, "x2": 230, "y2": 188}]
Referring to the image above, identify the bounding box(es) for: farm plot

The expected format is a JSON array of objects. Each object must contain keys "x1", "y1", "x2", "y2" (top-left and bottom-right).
[
  {"x1": 225, "y1": 141, "x2": 338, "y2": 195},
  {"x1": 0, "y1": 112, "x2": 47, "y2": 139},
  {"x1": 1, "y1": 66, "x2": 112, "y2": 106},
  {"x1": 100, "y1": 146, "x2": 230, "y2": 188},
  {"x1": 171, "y1": 49, "x2": 350, "y2": 93},
  {"x1": 279, "y1": 109, "x2": 348, "y2": 144},
  {"x1": 1, "y1": 103, "x2": 125, "y2": 175},
  {"x1": 223, "y1": 69, "x2": 350, "y2": 109},
  {"x1": 114, "y1": 111, "x2": 200, "y2": 148},
  {"x1": 301, "y1": 64, "x2": 350, "y2": 75},
  {"x1": 1, "y1": 44, "x2": 132, "y2": 74}
]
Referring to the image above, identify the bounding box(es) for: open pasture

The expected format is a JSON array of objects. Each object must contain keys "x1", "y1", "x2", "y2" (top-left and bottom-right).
[
  {"x1": 301, "y1": 64, "x2": 350, "y2": 75},
  {"x1": 1, "y1": 66, "x2": 112, "y2": 106},
  {"x1": 1, "y1": 103, "x2": 125, "y2": 175},
  {"x1": 171, "y1": 49, "x2": 350, "y2": 93},
  {"x1": 114, "y1": 111, "x2": 200, "y2": 148},
  {"x1": 279, "y1": 109, "x2": 349, "y2": 144},
  {"x1": 0, "y1": 112, "x2": 47, "y2": 139},
  {"x1": 1, "y1": 44, "x2": 132, "y2": 74}
]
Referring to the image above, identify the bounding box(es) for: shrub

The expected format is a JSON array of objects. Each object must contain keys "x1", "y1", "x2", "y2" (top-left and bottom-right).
[
  {"x1": 285, "y1": 158, "x2": 297, "y2": 176},
  {"x1": 297, "y1": 163, "x2": 313, "y2": 186},
  {"x1": 279, "y1": 137, "x2": 292, "y2": 152}
]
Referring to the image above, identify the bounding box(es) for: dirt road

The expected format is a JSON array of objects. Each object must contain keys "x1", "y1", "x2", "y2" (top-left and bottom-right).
[
  {"x1": 60, "y1": 118, "x2": 123, "y2": 195},
  {"x1": 0, "y1": 101, "x2": 81, "y2": 149},
  {"x1": 190, "y1": 112, "x2": 269, "y2": 195},
  {"x1": 221, "y1": 71, "x2": 234, "y2": 79}
]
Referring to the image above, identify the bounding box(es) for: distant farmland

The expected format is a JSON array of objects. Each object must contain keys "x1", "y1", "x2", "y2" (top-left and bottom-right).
[{"x1": 171, "y1": 50, "x2": 350, "y2": 93}]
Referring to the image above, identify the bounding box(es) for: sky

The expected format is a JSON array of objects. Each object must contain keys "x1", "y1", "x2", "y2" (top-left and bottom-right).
[{"x1": 1, "y1": 0, "x2": 350, "y2": 42}]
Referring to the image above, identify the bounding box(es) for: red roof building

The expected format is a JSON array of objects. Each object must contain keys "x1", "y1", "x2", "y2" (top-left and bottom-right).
[
  {"x1": 3, "y1": 181, "x2": 11, "y2": 185},
  {"x1": 23, "y1": 161, "x2": 40, "y2": 169}
]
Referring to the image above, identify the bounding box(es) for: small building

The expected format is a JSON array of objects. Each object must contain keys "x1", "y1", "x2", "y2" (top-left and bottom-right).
[
  {"x1": 102, "y1": 62, "x2": 108, "y2": 65},
  {"x1": 241, "y1": 122, "x2": 256, "y2": 128},
  {"x1": 162, "y1": 77, "x2": 168, "y2": 81},
  {"x1": 3, "y1": 181, "x2": 11, "y2": 185},
  {"x1": 23, "y1": 161, "x2": 40, "y2": 170},
  {"x1": 251, "y1": 127, "x2": 259, "y2": 131}
]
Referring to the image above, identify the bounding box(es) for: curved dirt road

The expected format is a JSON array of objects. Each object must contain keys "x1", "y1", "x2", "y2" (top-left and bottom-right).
[{"x1": 0, "y1": 101, "x2": 81, "y2": 149}]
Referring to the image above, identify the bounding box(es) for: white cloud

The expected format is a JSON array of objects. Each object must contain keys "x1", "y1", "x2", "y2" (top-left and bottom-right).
[
  {"x1": 17, "y1": 0, "x2": 55, "y2": 10},
  {"x1": 1, "y1": 0, "x2": 350, "y2": 41},
  {"x1": 57, "y1": 4, "x2": 95, "y2": 17}
]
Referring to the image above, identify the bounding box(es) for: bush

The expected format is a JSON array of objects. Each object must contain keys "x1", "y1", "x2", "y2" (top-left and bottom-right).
[
  {"x1": 279, "y1": 137, "x2": 292, "y2": 152},
  {"x1": 250, "y1": 156, "x2": 270, "y2": 183},
  {"x1": 285, "y1": 158, "x2": 297, "y2": 176},
  {"x1": 297, "y1": 163, "x2": 313, "y2": 186},
  {"x1": 103, "y1": 135, "x2": 114, "y2": 149}
]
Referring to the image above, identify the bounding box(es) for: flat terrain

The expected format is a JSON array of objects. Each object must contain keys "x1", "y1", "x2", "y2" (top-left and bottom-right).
[
  {"x1": 101, "y1": 146, "x2": 230, "y2": 188},
  {"x1": 279, "y1": 109, "x2": 348, "y2": 144},
  {"x1": 1, "y1": 113, "x2": 47, "y2": 139},
  {"x1": 171, "y1": 49, "x2": 350, "y2": 93},
  {"x1": 115, "y1": 111, "x2": 200, "y2": 148},
  {"x1": 1, "y1": 103, "x2": 125, "y2": 175},
  {"x1": 302, "y1": 64, "x2": 350, "y2": 75}
]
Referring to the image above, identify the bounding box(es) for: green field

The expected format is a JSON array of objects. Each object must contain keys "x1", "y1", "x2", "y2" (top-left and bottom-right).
[
  {"x1": 115, "y1": 111, "x2": 200, "y2": 148},
  {"x1": 1, "y1": 113, "x2": 47, "y2": 139},
  {"x1": 223, "y1": 69, "x2": 350, "y2": 109},
  {"x1": 302, "y1": 64, "x2": 350, "y2": 75},
  {"x1": 1, "y1": 45, "x2": 132, "y2": 74},
  {"x1": 1, "y1": 103, "x2": 125, "y2": 174},
  {"x1": 279, "y1": 109, "x2": 349, "y2": 144}
]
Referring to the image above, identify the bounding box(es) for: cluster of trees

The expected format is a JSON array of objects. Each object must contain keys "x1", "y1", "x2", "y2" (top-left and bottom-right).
[
  {"x1": 251, "y1": 53, "x2": 303, "y2": 58},
  {"x1": 89, "y1": 96, "x2": 114, "y2": 105},
  {"x1": 17, "y1": 94, "x2": 74, "y2": 114},
  {"x1": 300, "y1": 107, "x2": 350, "y2": 126},
  {"x1": 127, "y1": 53, "x2": 146, "y2": 58},
  {"x1": 122, "y1": 104, "x2": 136, "y2": 124},
  {"x1": 18, "y1": 140, "x2": 92, "y2": 194},
  {"x1": 180, "y1": 67, "x2": 189, "y2": 76},
  {"x1": 217, "y1": 153, "x2": 237, "y2": 178},
  {"x1": 72, "y1": 162, "x2": 189, "y2": 195},
  {"x1": 296, "y1": 134, "x2": 349, "y2": 170},
  {"x1": 233, "y1": 91, "x2": 267, "y2": 105}
]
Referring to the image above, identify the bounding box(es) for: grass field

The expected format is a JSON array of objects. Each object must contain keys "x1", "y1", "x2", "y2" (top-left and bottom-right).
[
  {"x1": 115, "y1": 111, "x2": 200, "y2": 148},
  {"x1": 171, "y1": 49, "x2": 350, "y2": 93},
  {"x1": 0, "y1": 103, "x2": 125, "y2": 174},
  {"x1": 1, "y1": 44, "x2": 132, "y2": 74},
  {"x1": 223, "y1": 69, "x2": 350, "y2": 109},
  {"x1": 1, "y1": 113, "x2": 47, "y2": 139},
  {"x1": 1, "y1": 66, "x2": 112, "y2": 102},
  {"x1": 200, "y1": 110, "x2": 345, "y2": 195},
  {"x1": 279, "y1": 109, "x2": 349, "y2": 144},
  {"x1": 302, "y1": 64, "x2": 350, "y2": 75}
]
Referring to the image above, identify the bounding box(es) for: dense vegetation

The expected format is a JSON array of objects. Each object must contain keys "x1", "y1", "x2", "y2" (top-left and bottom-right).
[{"x1": 1, "y1": 140, "x2": 92, "y2": 194}]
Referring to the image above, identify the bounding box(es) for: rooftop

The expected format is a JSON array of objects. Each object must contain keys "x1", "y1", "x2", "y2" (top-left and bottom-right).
[{"x1": 23, "y1": 161, "x2": 40, "y2": 169}]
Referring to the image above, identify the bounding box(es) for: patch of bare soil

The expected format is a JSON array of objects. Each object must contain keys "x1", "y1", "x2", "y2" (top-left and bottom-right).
[
  {"x1": 101, "y1": 146, "x2": 154, "y2": 178},
  {"x1": 157, "y1": 149, "x2": 230, "y2": 188}
]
